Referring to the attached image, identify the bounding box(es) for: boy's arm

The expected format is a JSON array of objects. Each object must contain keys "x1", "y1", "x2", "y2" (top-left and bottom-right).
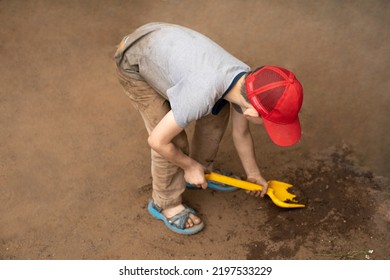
[
  {"x1": 230, "y1": 107, "x2": 268, "y2": 197},
  {"x1": 147, "y1": 110, "x2": 208, "y2": 188}
]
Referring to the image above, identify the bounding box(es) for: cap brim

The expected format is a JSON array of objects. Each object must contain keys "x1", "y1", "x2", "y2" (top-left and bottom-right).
[{"x1": 262, "y1": 117, "x2": 301, "y2": 147}]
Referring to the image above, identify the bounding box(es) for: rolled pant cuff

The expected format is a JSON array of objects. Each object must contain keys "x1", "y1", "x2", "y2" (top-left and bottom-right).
[{"x1": 151, "y1": 194, "x2": 183, "y2": 210}]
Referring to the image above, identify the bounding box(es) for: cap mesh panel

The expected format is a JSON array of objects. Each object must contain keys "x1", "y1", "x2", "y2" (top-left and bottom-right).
[
  {"x1": 256, "y1": 86, "x2": 285, "y2": 112},
  {"x1": 280, "y1": 68, "x2": 290, "y2": 76},
  {"x1": 252, "y1": 69, "x2": 284, "y2": 89}
]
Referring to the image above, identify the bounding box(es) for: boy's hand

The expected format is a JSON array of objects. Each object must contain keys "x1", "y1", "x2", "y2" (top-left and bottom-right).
[
  {"x1": 184, "y1": 162, "x2": 208, "y2": 189},
  {"x1": 246, "y1": 176, "x2": 268, "y2": 198}
]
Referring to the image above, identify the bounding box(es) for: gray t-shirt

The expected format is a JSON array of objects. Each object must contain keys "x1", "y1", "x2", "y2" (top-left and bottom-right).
[{"x1": 115, "y1": 22, "x2": 250, "y2": 128}]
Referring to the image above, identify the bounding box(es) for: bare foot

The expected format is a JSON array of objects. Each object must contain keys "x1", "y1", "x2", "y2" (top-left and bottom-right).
[{"x1": 162, "y1": 204, "x2": 202, "y2": 229}]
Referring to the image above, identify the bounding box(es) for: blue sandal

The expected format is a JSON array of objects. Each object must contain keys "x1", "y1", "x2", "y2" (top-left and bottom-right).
[{"x1": 147, "y1": 200, "x2": 205, "y2": 235}]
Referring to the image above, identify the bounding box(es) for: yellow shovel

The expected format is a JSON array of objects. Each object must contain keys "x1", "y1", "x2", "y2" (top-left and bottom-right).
[{"x1": 205, "y1": 172, "x2": 305, "y2": 208}]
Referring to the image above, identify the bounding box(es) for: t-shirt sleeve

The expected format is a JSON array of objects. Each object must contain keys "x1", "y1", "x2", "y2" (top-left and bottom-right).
[{"x1": 166, "y1": 73, "x2": 219, "y2": 128}]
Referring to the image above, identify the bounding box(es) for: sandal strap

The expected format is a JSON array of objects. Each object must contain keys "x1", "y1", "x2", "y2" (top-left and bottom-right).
[
  {"x1": 151, "y1": 201, "x2": 164, "y2": 213},
  {"x1": 167, "y1": 207, "x2": 196, "y2": 230}
]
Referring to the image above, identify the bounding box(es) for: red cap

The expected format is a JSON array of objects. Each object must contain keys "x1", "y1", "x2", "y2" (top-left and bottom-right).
[{"x1": 245, "y1": 66, "x2": 303, "y2": 147}]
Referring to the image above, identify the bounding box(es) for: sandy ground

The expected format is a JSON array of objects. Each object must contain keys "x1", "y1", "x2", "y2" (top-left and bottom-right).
[{"x1": 1, "y1": 0, "x2": 389, "y2": 260}]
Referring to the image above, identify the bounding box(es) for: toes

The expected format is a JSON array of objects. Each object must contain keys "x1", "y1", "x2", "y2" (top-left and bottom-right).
[
  {"x1": 185, "y1": 214, "x2": 201, "y2": 228},
  {"x1": 186, "y1": 219, "x2": 194, "y2": 228},
  {"x1": 190, "y1": 213, "x2": 201, "y2": 225}
]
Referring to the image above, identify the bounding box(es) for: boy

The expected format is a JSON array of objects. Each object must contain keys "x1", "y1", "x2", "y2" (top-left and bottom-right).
[{"x1": 115, "y1": 22, "x2": 303, "y2": 235}]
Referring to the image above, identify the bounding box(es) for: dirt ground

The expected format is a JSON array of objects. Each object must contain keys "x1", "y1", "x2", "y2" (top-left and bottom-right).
[{"x1": 1, "y1": 0, "x2": 389, "y2": 260}]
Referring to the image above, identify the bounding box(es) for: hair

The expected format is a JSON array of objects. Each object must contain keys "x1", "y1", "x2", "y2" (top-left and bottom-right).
[
  {"x1": 240, "y1": 67, "x2": 264, "y2": 102},
  {"x1": 240, "y1": 73, "x2": 250, "y2": 102},
  {"x1": 233, "y1": 67, "x2": 264, "y2": 114},
  {"x1": 232, "y1": 71, "x2": 251, "y2": 114}
]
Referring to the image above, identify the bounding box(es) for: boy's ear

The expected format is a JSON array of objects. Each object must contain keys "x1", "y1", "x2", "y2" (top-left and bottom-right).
[{"x1": 243, "y1": 107, "x2": 259, "y2": 118}]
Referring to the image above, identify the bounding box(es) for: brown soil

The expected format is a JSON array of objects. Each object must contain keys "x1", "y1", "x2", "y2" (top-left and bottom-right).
[{"x1": 1, "y1": 0, "x2": 389, "y2": 260}]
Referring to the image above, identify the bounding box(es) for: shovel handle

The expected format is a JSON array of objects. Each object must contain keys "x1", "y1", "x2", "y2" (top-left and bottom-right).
[{"x1": 205, "y1": 172, "x2": 266, "y2": 192}]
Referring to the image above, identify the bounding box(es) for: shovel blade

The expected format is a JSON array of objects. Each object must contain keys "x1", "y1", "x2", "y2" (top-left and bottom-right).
[
  {"x1": 268, "y1": 181, "x2": 305, "y2": 208},
  {"x1": 267, "y1": 181, "x2": 305, "y2": 208}
]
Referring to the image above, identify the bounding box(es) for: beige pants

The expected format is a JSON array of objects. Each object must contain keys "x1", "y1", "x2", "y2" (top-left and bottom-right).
[{"x1": 117, "y1": 70, "x2": 230, "y2": 209}]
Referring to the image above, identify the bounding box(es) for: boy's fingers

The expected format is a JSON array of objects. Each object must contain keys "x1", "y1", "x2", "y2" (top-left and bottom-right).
[{"x1": 246, "y1": 190, "x2": 261, "y2": 197}]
